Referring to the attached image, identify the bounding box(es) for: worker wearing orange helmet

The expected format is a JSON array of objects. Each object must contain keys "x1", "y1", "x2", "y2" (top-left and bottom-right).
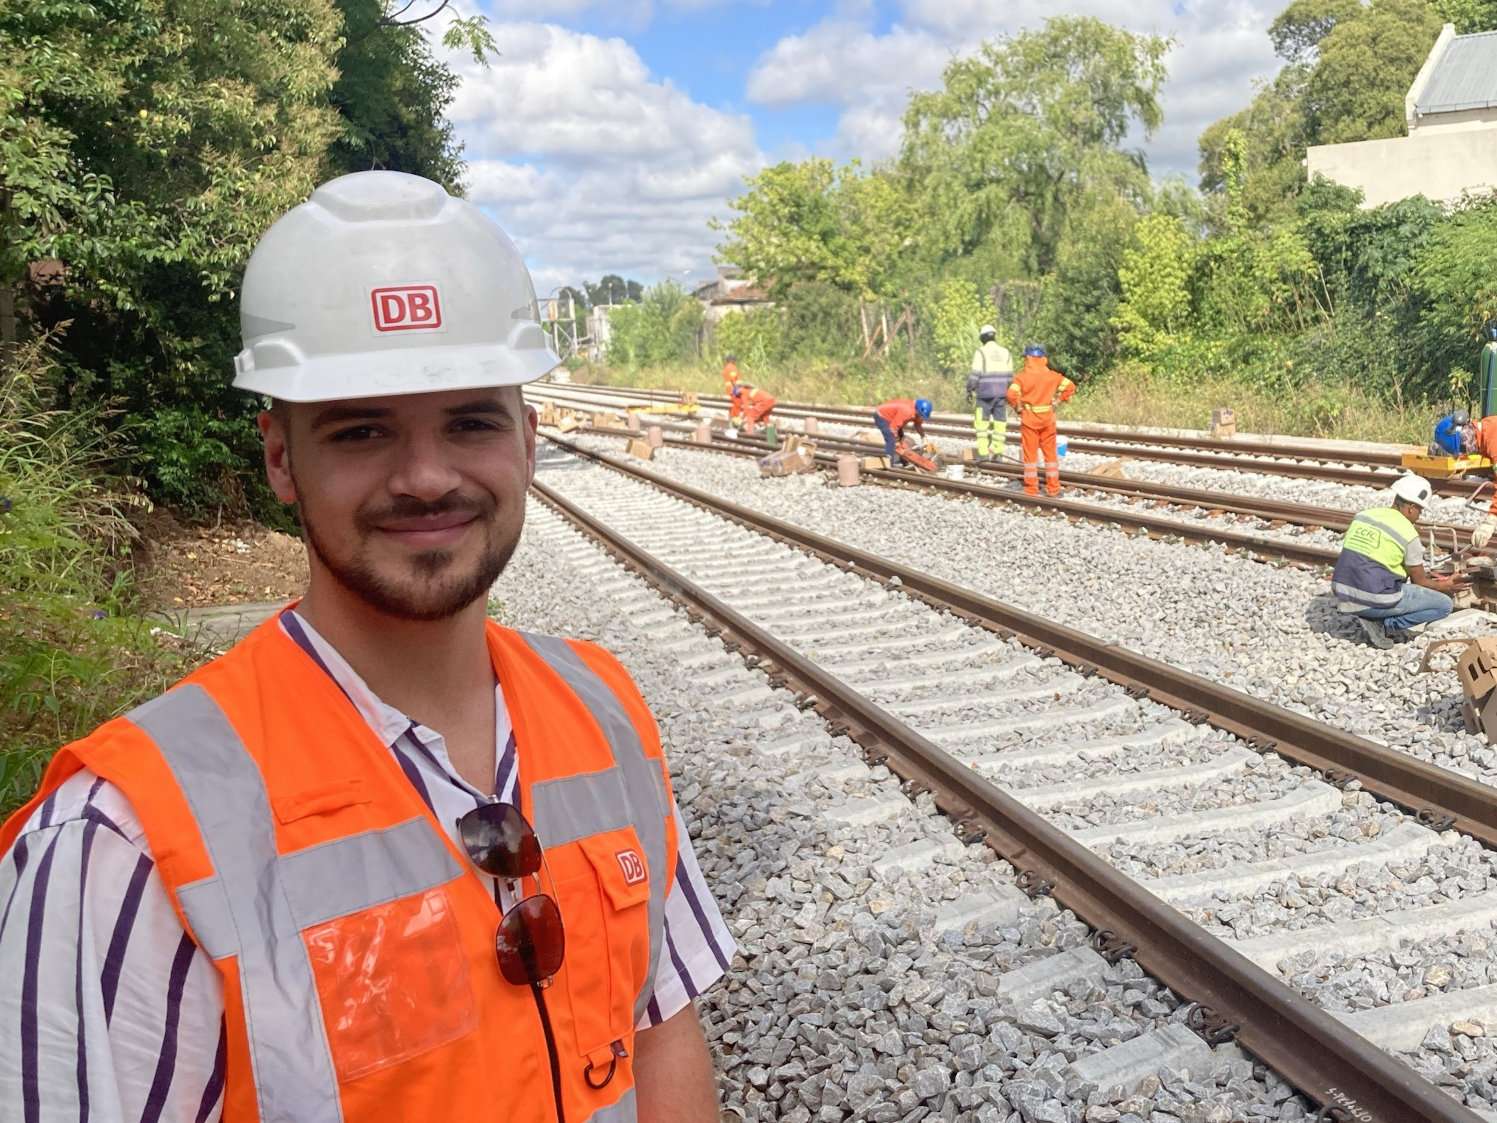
[
  {"x1": 1006, "y1": 344, "x2": 1076, "y2": 496},
  {"x1": 729, "y1": 381, "x2": 777, "y2": 434},
  {"x1": 720, "y1": 354, "x2": 740, "y2": 394}
]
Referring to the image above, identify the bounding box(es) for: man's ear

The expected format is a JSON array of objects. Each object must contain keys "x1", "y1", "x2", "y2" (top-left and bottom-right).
[{"x1": 258, "y1": 410, "x2": 298, "y2": 504}]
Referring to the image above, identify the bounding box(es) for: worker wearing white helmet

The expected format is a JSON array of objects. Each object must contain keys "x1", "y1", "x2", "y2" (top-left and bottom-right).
[
  {"x1": 1331, "y1": 473, "x2": 1466, "y2": 648},
  {"x1": 0, "y1": 172, "x2": 729, "y2": 1121},
  {"x1": 966, "y1": 324, "x2": 1013, "y2": 460}
]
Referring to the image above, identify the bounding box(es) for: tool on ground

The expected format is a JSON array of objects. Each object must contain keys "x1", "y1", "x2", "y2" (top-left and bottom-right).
[{"x1": 894, "y1": 437, "x2": 940, "y2": 473}]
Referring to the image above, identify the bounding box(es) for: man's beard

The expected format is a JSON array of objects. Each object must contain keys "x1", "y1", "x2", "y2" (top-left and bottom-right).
[{"x1": 297, "y1": 486, "x2": 519, "y2": 622}]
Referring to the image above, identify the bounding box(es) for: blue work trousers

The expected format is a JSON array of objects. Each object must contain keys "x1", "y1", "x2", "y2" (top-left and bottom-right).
[
  {"x1": 873, "y1": 413, "x2": 898, "y2": 464},
  {"x1": 1350, "y1": 582, "x2": 1453, "y2": 632}
]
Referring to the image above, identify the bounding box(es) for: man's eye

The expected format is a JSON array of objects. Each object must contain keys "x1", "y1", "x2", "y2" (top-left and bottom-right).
[
  {"x1": 455, "y1": 418, "x2": 505, "y2": 432},
  {"x1": 331, "y1": 425, "x2": 382, "y2": 442}
]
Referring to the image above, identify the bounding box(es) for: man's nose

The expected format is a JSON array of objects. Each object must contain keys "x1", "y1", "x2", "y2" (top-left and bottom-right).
[{"x1": 386, "y1": 433, "x2": 464, "y2": 500}]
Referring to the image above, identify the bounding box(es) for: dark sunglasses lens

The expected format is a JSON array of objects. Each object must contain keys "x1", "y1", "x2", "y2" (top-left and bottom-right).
[
  {"x1": 496, "y1": 894, "x2": 566, "y2": 985},
  {"x1": 459, "y1": 803, "x2": 542, "y2": 879}
]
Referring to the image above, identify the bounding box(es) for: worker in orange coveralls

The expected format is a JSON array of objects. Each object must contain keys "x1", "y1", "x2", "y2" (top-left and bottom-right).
[
  {"x1": 729, "y1": 382, "x2": 777, "y2": 434},
  {"x1": 720, "y1": 354, "x2": 740, "y2": 394},
  {"x1": 1466, "y1": 414, "x2": 1497, "y2": 548},
  {"x1": 1006, "y1": 344, "x2": 1076, "y2": 496}
]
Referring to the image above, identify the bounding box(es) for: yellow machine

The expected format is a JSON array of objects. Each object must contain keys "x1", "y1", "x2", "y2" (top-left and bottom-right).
[{"x1": 1399, "y1": 450, "x2": 1492, "y2": 479}]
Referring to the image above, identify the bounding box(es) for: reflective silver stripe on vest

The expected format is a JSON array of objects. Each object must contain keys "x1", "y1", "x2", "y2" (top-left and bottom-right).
[
  {"x1": 129, "y1": 684, "x2": 344, "y2": 1123},
  {"x1": 521, "y1": 633, "x2": 671, "y2": 1025},
  {"x1": 585, "y1": 1088, "x2": 636, "y2": 1123},
  {"x1": 1351, "y1": 511, "x2": 1415, "y2": 546},
  {"x1": 1331, "y1": 580, "x2": 1405, "y2": 608}
]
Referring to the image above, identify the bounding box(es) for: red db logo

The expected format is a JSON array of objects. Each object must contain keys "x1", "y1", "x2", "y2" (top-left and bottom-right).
[
  {"x1": 371, "y1": 285, "x2": 443, "y2": 333},
  {"x1": 615, "y1": 849, "x2": 646, "y2": 885}
]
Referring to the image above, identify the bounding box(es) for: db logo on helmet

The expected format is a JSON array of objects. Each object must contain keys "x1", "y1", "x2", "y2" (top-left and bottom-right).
[
  {"x1": 371, "y1": 284, "x2": 444, "y2": 333},
  {"x1": 615, "y1": 849, "x2": 647, "y2": 885}
]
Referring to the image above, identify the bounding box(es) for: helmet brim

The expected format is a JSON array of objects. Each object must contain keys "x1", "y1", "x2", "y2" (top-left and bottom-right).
[{"x1": 233, "y1": 343, "x2": 560, "y2": 403}]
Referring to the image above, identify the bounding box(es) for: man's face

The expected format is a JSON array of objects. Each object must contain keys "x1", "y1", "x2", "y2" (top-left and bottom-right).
[{"x1": 259, "y1": 387, "x2": 537, "y2": 621}]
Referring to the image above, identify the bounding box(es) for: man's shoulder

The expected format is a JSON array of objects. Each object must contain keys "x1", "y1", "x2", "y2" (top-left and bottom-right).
[{"x1": 8, "y1": 767, "x2": 150, "y2": 850}]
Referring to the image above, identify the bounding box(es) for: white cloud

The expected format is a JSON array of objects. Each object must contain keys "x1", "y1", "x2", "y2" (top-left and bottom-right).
[
  {"x1": 442, "y1": 22, "x2": 763, "y2": 290},
  {"x1": 746, "y1": 0, "x2": 1282, "y2": 176}
]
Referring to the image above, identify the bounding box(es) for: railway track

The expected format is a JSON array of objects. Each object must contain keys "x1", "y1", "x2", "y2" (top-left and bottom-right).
[
  {"x1": 532, "y1": 434, "x2": 1497, "y2": 1123},
  {"x1": 533, "y1": 381, "x2": 1489, "y2": 500}
]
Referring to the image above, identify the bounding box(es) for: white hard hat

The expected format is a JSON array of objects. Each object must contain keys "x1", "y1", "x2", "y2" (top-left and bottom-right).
[
  {"x1": 233, "y1": 171, "x2": 559, "y2": 402},
  {"x1": 979, "y1": 324, "x2": 997, "y2": 337},
  {"x1": 1390, "y1": 473, "x2": 1433, "y2": 510}
]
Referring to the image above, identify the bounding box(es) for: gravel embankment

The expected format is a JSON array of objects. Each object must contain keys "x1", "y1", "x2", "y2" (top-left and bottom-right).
[{"x1": 493, "y1": 496, "x2": 1319, "y2": 1122}]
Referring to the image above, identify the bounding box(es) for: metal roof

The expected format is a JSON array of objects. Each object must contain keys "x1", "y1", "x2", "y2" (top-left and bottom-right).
[{"x1": 1417, "y1": 30, "x2": 1497, "y2": 115}]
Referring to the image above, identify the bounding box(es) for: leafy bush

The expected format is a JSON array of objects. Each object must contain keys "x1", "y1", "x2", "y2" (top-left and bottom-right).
[
  {"x1": 0, "y1": 335, "x2": 198, "y2": 814},
  {"x1": 713, "y1": 308, "x2": 787, "y2": 372},
  {"x1": 606, "y1": 282, "x2": 705, "y2": 368},
  {"x1": 926, "y1": 278, "x2": 987, "y2": 373}
]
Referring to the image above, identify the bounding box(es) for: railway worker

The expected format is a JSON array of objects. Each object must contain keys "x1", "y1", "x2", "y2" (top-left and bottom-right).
[
  {"x1": 874, "y1": 397, "x2": 934, "y2": 466},
  {"x1": 1005, "y1": 344, "x2": 1077, "y2": 496},
  {"x1": 1432, "y1": 409, "x2": 1472, "y2": 456},
  {"x1": 0, "y1": 172, "x2": 731, "y2": 1121},
  {"x1": 967, "y1": 324, "x2": 1014, "y2": 460},
  {"x1": 1332, "y1": 473, "x2": 1465, "y2": 648},
  {"x1": 1460, "y1": 413, "x2": 1497, "y2": 548},
  {"x1": 730, "y1": 382, "x2": 777, "y2": 434},
  {"x1": 720, "y1": 353, "x2": 740, "y2": 394}
]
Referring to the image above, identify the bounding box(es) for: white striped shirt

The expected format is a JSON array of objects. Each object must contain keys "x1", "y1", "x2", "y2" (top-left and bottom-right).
[{"x1": 0, "y1": 610, "x2": 733, "y2": 1122}]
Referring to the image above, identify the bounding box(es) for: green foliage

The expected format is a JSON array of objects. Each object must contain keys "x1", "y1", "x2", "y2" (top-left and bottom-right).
[
  {"x1": 900, "y1": 17, "x2": 1170, "y2": 276},
  {"x1": 1435, "y1": 0, "x2": 1497, "y2": 30},
  {"x1": 713, "y1": 309, "x2": 786, "y2": 372},
  {"x1": 1, "y1": 0, "x2": 482, "y2": 516},
  {"x1": 586, "y1": 275, "x2": 645, "y2": 305},
  {"x1": 606, "y1": 282, "x2": 704, "y2": 369},
  {"x1": 1303, "y1": 0, "x2": 1443, "y2": 144},
  {"x1": 715, "y1": 159, "x2": 914, "y2": 299},
  {"x1": 927, "y1": 279, "x2": 987, "y2": 373},
  {"x1": 1112, "y1": 214, "x2": 1197, "y2": 361},
  {"x1": 1413, "y1": 201, "x2": 1497, "y2": 388},
  {"x1": 0, "y1": 335, "x2": 198, "y2": 814}
]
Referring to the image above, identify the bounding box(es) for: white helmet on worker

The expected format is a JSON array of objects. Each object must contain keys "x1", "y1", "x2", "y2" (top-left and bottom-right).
[
  {"x1": 232, "y1": 171, "x2": 559, "y2": 402},
  {"x1": 1390, "y1": 473, "x2": 1433, "y2": 511},
  {"x1": 979, "y1": 324, "x2": 997, "y2": 340}
]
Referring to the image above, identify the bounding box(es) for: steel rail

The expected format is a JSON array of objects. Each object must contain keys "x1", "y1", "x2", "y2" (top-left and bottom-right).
[
  {"x1": 534, "y1": 383, "x2": 1485, "y2": 497},
  {"x1": 569, "y1": 422, "x2": 1341, "y2": 566},
  {"x1": 539, "y1": 381, "x2": 1408, "y2": 466},
  {"x1": 544, "y1": 432, "x2": 1497, "y2": 849},
  {"x1": 530, "y1": 465, "x2": 1485, "y2": 1123}
]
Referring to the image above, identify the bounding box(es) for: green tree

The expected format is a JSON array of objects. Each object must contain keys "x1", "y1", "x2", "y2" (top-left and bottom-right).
[
  {"x1": 1112, "y1": 214, "x2": 1198, "y2": 360},
  {"x1": 606, "y1": 282, "x2": 703, "y2": 368},
  {"x1": 1433, "y1": 0, "x2": 1497, "y2": 31},
  {"x1": 586, "y1": 275, "x2": 643, "y2": 305},
  {"x1": 927, "y1": 279, "x2": 987, "y2": 373},
  {"x1": 1413, "y1": 201, "x2": 1497, "y2": 386},
  {"x1": 1304, "y1": 0, "x2": 1443, "y2": 144},
  {"x1": 1268, "y1": 0, "x2": 1362, "y2": 63},
  {"x1": 900, "y1": 17, "x2": 1170, "y2": 276},
  {"x1": 715, "y1": 159, "x2": 914, "y2": 299}
]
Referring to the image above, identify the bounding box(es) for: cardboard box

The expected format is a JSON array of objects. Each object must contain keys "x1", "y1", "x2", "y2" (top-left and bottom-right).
[
  {"x1": 1090, "y1": 458, "x2": 1128, "y2": 480},
  {"x1": 626, "y1": 438, "x2": 654, "y2": 461},
  {"x1": 961, "y1": 447, "x2": 978, "y2": 463},
  {"x1": 757, "y1": 445, "x2": 816, "y2": 477},
  {"x1": 1458, "y1": 638, "x2": 1497, "y2": 701},
  {"x1": 1210, "y1": 407, "x2": 1236, "y2": 439}
]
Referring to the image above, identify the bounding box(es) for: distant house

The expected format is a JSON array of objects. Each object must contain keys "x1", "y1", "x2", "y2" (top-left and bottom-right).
[
  {"x1": 692, "y1": 266, "x2": 773, "y2": 325},
  {"x1": 1307, "y1": 24, "x2": 1497, "y2": 207}
]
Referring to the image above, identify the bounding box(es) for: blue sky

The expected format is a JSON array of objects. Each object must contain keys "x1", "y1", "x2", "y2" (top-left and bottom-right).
[{"x1": 440, "y1": 1, "x2": 1283, "y2": 294}]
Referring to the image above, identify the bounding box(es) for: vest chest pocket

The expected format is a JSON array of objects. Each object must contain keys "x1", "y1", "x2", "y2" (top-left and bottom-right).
[
  {"x1": 551, "y1": 825, "x2": 653, "y2": 1068},
  {"x1": 290, "y1": 818, "x2": 478, "y2": 1083}
]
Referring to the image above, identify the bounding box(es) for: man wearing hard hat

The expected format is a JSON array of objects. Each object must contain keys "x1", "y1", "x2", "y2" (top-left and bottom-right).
[
  {"x1": 0, "y1": 173, "x2": 730, "y2": 1120},
  {"x1": 1331, "y1": 474, "x2": 1467, "y2": 648},
  {"x1": 966, "y1": 325, "x2": 1013, "y2": 460}
]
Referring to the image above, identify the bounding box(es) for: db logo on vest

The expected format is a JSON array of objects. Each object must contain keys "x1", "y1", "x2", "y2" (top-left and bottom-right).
[
  {"x1": 371, "y1": 284, "x2": 443, "y2": 333},
  {"x1": 616, "y1": 849, "x2": 647, "y2": 885}
]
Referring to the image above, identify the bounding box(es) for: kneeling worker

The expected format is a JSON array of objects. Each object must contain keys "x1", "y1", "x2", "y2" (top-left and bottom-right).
[
  {"x1": 874, "y1": 397, "x2": 933, "y2": 466},
  {"x1": 730, "y1": 382, "x2": 777, "y2": 434},
  {"x1": 1332, "y1": 473, "x2": 1465, "y2": 648}
]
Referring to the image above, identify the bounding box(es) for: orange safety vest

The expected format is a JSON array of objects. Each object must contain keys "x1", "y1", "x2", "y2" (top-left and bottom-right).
[
  {"x1": 1478, "y1": 416, "x2": 1497, "y2": 514},
  {"x1": 876, "y1": 399, "x2": 917, "y2": 431},
  {"x1": 0, "y1": 614, "x2": 678, "y2": 1123},
  {"x1": 1006, "y1": 357, "x2": 1076, "y2": 427},
  {"x1": 721, "y1": 362, "x2": 739, "y2": 392}
]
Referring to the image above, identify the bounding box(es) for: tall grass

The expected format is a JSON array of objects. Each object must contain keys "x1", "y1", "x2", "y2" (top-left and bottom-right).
[
  {"x1": 576, "y1": 359, "x2": 1440, "y2": 445},
  {"x1": 1, "y1": 334, "x2": 199, "y2": 814}
]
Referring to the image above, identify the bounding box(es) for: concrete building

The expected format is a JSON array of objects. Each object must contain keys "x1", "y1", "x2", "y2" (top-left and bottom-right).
[
  {"x1": 1306, "y1": 24, "x2": 1497, "y2": 207},
  {"x1": 691, "y1": 266, "x2": 773, "y2": 325}
]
